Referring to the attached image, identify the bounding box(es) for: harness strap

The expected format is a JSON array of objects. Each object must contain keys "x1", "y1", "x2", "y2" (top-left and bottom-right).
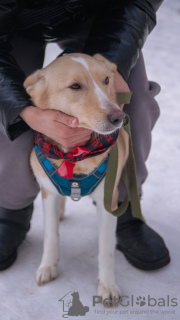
[
  {"x1": 104, "y1": 114, "x2": 145, "y2": 222},
  {"x1": 116, "y1": 92, "x2": 132, "y2": 105},
  {"x1": 34, "y1": 144, "x2": 109, "y2": 199}
]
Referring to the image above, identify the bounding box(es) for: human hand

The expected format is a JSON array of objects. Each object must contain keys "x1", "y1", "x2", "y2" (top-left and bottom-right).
[
  {"x1": 20, "y1": 106, "x2": 92, "y2": 148},
  {"x1": 114, "y1": 71, "x2": 130, "y2": 110}
]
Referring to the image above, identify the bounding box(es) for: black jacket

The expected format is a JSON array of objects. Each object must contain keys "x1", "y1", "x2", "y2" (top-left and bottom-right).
[{"x1": 0, "y1": 0, "x2": 163, "y2": 140}]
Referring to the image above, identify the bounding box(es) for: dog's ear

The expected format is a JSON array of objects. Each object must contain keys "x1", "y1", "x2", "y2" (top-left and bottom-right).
[
  {"x1": 93, "y1": 54, "x2": 117, "y2": 74},
  {"x1": 24, "y1": 70, "x2": 45, "y2": 98}
]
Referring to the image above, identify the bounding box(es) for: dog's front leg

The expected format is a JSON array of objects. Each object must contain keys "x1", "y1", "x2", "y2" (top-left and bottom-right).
[
  {"x1": 91, "y1": 180, "x2": 121, "y2": 302},
  {"x1": 36, "y1": 189, "x2": 64, "y2": 286}
]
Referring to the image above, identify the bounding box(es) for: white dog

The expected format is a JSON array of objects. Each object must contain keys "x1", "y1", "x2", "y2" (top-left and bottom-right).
[{"x1": 24, "y1": 53, "x2": 129, "y2": 301}]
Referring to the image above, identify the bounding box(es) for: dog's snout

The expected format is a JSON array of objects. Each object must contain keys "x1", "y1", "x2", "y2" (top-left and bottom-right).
[{"x1": 107, "y1": 111, "x2": 124, "y2": 126}]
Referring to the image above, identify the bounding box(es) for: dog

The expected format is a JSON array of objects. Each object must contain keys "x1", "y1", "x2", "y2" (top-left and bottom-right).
[{"x1": 24, "y1": 53, "x2": 129, "y2": 301}]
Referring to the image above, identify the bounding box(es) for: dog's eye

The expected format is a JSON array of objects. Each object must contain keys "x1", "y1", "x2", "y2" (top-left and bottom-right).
[
  {"x1": 104, "y1": 77, "x2": 109, "y2": 85},
  {"x1": 69, "y1": 83, "x2": 81, "y2": 90}
]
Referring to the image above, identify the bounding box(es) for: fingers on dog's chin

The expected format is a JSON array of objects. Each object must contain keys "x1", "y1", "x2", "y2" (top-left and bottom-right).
[{"x1": 70, "y1": 118, "x2": 79, "y2": 127}]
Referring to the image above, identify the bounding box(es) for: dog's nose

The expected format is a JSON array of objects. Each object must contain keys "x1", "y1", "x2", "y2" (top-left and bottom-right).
[{"x1": 107, "y1": 111, "x2": 124, "y2": 126}]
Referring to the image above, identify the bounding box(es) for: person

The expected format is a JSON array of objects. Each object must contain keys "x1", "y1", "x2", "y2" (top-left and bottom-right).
[{"x1": 0, "y1": 0, "x2": 170, "y2": 271}]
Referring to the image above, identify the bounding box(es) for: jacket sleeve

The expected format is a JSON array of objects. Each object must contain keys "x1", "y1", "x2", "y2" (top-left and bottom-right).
[
  {"x1": 83, "y1": 0, "x2": 164, "y2": 82},
  {"x1": 0, "y1": 0, "x2": 32, "y2": 140}
]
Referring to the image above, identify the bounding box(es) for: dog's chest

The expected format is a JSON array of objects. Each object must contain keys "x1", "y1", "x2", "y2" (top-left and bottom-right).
[{"x1": 30, "y1": 148, "x2": 109, "y2": 197}]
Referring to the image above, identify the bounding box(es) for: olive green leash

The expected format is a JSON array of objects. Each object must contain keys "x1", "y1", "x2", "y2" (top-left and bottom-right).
[{"x1": 104, "y1": 93, "x2": 145, "y2": 222}]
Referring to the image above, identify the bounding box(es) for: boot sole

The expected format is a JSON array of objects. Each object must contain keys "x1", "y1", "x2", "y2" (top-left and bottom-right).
[
  {"x1": 0, "y1": 250, "x2": 17, "y2": 271},
  {"x1": 116, "y1": 244, "x2": 171, "y2": 271}
]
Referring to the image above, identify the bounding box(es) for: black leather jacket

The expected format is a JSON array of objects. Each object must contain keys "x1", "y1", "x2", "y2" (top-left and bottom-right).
[{"x1": 0, "y1": 0, "x2": 163, "y2": 140}]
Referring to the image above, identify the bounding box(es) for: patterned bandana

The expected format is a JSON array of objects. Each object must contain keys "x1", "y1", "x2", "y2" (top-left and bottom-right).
[{"x1": 34, "y1": 130, "x2": 119, "y2": 179}]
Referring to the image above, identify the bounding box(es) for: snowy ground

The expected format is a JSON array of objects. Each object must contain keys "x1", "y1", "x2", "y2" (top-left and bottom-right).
[{"x1": 1, "y1": 1, "x2": 180, "y2": 319}]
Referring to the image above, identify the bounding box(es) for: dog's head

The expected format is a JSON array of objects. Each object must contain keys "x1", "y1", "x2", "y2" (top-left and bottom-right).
[{"x1": 24, "y1": 53, "x2": 124, "y2": 134}]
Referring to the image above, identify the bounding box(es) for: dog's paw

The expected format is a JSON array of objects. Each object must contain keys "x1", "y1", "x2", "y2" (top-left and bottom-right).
[
  {"x1": 36, "y1": 264, "x2": 59, "y2": 286},
  {"x1": 97, "y1": 282, "x2": 121, "y2": 306}
]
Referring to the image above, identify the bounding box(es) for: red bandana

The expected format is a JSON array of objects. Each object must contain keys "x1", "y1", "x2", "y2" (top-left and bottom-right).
[{"x1": 34, "y1": 130, "x2": 119, "y2": 179}]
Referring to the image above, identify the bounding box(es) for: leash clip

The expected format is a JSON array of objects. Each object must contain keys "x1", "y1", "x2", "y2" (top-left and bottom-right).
[{"x1": 70, "y1": 181, "x2": 81, "y2": 201}]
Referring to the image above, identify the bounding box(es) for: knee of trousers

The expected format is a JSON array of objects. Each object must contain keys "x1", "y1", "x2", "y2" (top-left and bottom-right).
[
  {"x1": 0, "y1": 130, "x2": 40, "y2": 210},
  {"x1": 124, "y1": 80, "x2": 161, "y2": 164}
]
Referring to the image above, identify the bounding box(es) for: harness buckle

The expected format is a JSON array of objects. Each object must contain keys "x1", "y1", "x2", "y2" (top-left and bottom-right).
[{"x1": 70, "y1": 181, "x2": 81, "y2": 201}]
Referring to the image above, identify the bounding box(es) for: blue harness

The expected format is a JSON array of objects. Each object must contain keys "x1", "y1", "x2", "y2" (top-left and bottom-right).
[{"x1": 34, "y1": 145, "x2": 109, "y2": 201}]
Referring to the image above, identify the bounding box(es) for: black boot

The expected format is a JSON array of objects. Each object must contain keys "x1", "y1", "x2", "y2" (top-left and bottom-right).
[
  {"x1": 0, "y1": 204, "x2": 33, "y2": 270},
  {"x1": 116, "y1": 203, "x2": 170, "y2": 270}
]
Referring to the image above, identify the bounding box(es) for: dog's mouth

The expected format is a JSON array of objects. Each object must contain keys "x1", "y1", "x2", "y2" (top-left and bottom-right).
[
  {"x1": 79, "y1": 110, "x2": 124, "y2": 135},
  {"x1": 95, "y1": 119, "x2": 124, "y2": 135},
  {"x1": 92, "y1": 111, "x2": 125, "y2": 135}
]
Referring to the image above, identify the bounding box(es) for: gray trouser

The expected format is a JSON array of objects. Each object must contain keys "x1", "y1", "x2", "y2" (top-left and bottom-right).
[
  {"x1": 0, "y1": 32, "x2": 160, "y2": 209},
  {"x1": 118, "y1": 54, "x2": 160, "y2": 201}
]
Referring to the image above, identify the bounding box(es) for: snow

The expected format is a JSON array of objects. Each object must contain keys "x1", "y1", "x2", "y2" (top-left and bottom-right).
[{"x1": 0, "y1": 1, "x2": 180, "y2": 319}]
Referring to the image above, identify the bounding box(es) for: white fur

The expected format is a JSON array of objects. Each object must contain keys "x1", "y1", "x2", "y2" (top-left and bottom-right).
[
  {"x1": 71, "y1": 56, "x2": 111, "y2": 111},
  {"x1": 71, "y1": 56, "x2": 89, "y2": 71},
  {"x1": 91, "y1": 180, "x2": 121, "y2": 299},
  {"x1": 36, "y1": 173, "x2": 120, "y2": 299}
]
